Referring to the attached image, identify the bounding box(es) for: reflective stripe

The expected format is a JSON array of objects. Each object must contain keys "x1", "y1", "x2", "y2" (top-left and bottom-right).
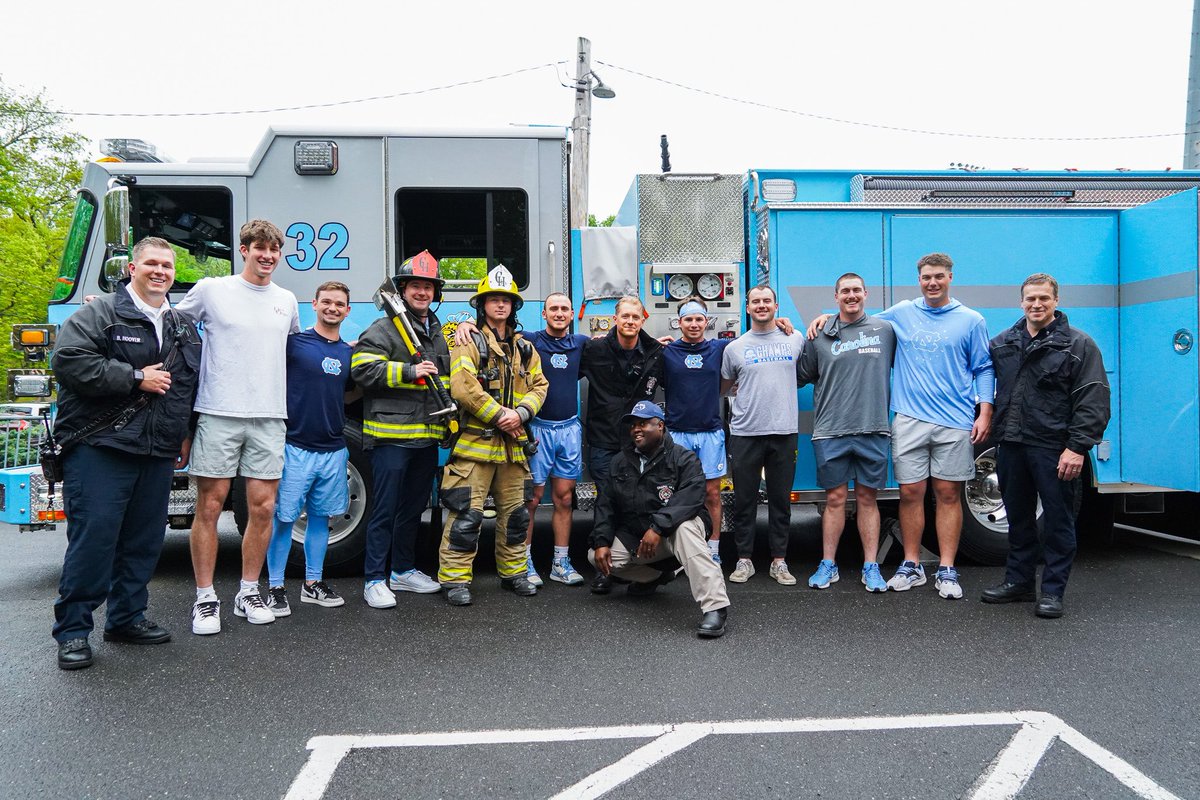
[{"x1": 363, "y1": 419, "x2": 445, "y2": 440}]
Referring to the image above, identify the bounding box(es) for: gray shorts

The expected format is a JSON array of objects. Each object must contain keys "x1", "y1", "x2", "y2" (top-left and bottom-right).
[
  {"x1": 190, "y1": 413, "x2": 286, "y2": 480},
  {"x1": 891, "y1": 413, "x2": 974, "y2": 483}
]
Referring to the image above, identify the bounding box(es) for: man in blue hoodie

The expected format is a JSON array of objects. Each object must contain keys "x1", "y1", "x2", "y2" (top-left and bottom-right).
[{"x1": 877, "y1": 253, "x2": 994, "y2": 598}]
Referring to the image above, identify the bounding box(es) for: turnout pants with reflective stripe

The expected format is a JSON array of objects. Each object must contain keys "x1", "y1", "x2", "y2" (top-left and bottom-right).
[
  {"x1": 589, "y1": 517, "x2": 730, "y2": 613},
  {"x1": 438, "y1": 458, "x2": 532, "y2": 585}
]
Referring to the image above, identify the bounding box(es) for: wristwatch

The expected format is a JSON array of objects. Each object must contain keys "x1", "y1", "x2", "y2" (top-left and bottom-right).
[{"x1": 133, "y1": 369, "x2": 145, "y2": 383}]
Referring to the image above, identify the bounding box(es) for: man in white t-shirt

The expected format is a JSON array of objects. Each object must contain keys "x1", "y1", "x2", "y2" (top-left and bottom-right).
[{"x1": 176, "y1": 219, "x2": 300, "y2": 634}]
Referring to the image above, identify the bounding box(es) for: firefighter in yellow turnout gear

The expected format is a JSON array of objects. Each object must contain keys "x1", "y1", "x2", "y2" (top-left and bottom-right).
[{"x1": 439, "y1": 265, "x2": 549, "y2": 606}]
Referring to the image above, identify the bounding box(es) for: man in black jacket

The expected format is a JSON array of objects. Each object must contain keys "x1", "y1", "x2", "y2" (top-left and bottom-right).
[
  {"x1": 589, "y1": 401, "x2": 730, "y2": 638},
  {"x1": 50, "y1": 237, "x2": 202, "y2": 669},
  {"x1": 580, "y1": 296, "x2": 664, "y2": 483},
  {"x1": 981, "y1": 273, "x2": 1110, "y2": 618}
]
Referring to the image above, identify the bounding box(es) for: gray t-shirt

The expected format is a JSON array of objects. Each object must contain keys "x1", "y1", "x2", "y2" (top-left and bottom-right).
[
  {"x1": 721, "y1": 328, "x2": 804, "y2": 436},
  {"x1": 796, "y1": 313, "x2": 895, "y2": 439}
]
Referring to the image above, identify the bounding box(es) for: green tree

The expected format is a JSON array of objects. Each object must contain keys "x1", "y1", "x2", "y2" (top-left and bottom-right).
[
  {"x1": 0, "y1": 79, "x2": 87, "y2": 386},
  {"x1": 587, "y1": 213, "x2": 616, "y2": 227}
]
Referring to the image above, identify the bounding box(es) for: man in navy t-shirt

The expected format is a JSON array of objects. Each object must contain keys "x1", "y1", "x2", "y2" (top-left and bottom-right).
[
  {"x1": 662, "y1": 297, "x2": 732, "y2": 564},
  {"x1": 265, "y1": 281, "x2": 356, "y2": 615},
  {"x1": 521, "y1": 292, "x2": 591, "y2": 587}
]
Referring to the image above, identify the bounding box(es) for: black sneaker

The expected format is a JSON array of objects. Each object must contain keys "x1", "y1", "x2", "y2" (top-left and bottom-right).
[
  {"x1": 266, "y1": 586, "x2": 291, "y2": 617},
  {"x1": 301, "y1": 580, "x2": 345, "y2": 608}
]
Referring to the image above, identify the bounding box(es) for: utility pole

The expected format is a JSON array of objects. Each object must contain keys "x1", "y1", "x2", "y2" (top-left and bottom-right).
[
  {"x1": 569, "y1": 37, "x2": 593, "y2": 230},
  {"x1": 1186, "y1": 0, "x2": 1200, "y2": 168}
]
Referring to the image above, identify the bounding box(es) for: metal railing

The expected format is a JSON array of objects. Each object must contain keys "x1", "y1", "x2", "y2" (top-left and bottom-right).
[{"x1": 0, "y1": 415, "x2": 48, "y2": 469}]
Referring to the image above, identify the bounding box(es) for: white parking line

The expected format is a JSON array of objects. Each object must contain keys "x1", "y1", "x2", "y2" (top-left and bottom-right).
[{"x1": 285, "y1": 711, "x2": 1184, "y2": 800}]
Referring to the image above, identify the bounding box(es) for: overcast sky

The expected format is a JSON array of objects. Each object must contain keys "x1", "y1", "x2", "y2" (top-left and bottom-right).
[{"x1": 2, "y1": 0, "x2": 1194, "y2": 214}]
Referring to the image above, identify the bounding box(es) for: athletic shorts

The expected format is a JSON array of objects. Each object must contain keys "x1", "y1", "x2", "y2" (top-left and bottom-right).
[
  {"x1": 891, "y1": 413, "x2": 974, "y2": 483},
  {"x1": 528, "y1": 417, "x2": 583, "y2": 485},
  {"x1": 812, "y1": 434, "x2": 889, "y2": 490},
  {"x1": 274, "y1": 444, "x2": 350, "y2": 522},
  {"x1": 189, "y1": 413, "x2": 286, "y2": 480},
  {"x1": 669, "y1": 429, "x2": 728, "y2": 480}
]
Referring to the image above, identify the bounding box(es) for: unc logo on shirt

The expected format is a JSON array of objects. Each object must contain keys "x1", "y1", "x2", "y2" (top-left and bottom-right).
[
  {"x1": 550, "y1": 353, "x2": 569, "y2": 369},
  {"x1": 684, "y1": 354, "x2": 704, "y2": 369},
  {"x1": 321, "y1": 357, "x2": 343, "y2": 376},
  {"x1": 657, "y1": 484, "x2": 674, "y2": 503}
]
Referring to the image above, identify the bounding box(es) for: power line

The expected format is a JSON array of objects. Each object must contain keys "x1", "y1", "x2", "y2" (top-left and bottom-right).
[
  {"x1": 8, "y1": 56, "x2": 1194, "y2": 141},
  {"x1": 13, "y1": 62, "x2": 568, "y2": 118},
  {"x1": 596, "y1": 60, "x2": 1193, "y2": 142}
]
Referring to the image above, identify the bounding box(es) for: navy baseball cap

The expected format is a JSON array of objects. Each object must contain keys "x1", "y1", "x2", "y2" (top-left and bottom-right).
[{"x1": 622, "y1": 400, "x2": 665, "y2": 425}]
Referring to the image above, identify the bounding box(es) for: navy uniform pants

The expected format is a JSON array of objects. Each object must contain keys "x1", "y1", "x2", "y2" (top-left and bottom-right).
[
  {"x1": 362, "y1": 443, "x2": 439, "y2": 581},
  {"x1": 996, "y1": 442, "x2": 1080, "y2": 597},
  {"x1": 53, "y1": 444, "x2": 175, "y2": 642}
]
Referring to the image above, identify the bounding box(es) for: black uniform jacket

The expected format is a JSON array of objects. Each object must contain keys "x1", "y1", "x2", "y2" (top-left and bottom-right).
[
  {"x1": 591, "y1": 431, "x2": 712, "y2": 553},
  {"x1": 52, "y1": 283, "x2": 202, "y2": 458},
  {"x1": 580, "y1": 329, "x2": 664, "y2": 451},
  {"x1": 989, "y1": 311, "x2": 1111, "y2": 454}
]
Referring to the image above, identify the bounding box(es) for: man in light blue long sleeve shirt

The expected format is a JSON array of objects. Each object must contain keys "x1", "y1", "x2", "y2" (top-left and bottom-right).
[{"x1": 877, "y1": 253, "x2": 994, "y2": 599}]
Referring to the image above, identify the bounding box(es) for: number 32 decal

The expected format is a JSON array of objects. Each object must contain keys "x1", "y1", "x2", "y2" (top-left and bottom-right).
[{"x1": 285, "y1": 222, "x2": 349, "y2": 270}]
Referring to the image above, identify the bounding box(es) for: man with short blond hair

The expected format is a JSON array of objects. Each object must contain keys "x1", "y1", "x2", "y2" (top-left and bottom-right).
[
  {"x1": 178, "y1": 219, "x2": 300, "y2": 634},
  {"x1": 981, "y1": 274, "x2": 1109, "y2": 618}
]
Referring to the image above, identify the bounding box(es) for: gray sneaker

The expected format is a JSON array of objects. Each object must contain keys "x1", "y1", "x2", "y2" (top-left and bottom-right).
[
  {"x1": 729, "y1": 559, "x2": 756, "y2": 583},
  {"x1": 389, "y1": 569, "x2": 441, "y2": 594},
  {"x1": 265, "y1": 586, "x2": 291, "y2": 617},
  {"x1": 769, "y1": 561, "x2": 798, "y2": 586}
]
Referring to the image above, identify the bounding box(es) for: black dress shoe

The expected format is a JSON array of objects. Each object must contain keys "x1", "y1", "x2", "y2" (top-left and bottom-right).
[
  {"x1": 103, "y1": 619, "x2": 172, "y2": 645},
  {"x1": 591, "y1": 573, "x2": 613, "y2": 595},
  {"x1": 697, "y1": 607, "x2": 728, "y2": 639},
  {"x1": 500, "y1": 575, "x2": 538, "y2": 596},
  {"x1": 980, "y1": 582, "x2": 1037, "y2": 604},
  {"x1": 445, "y1": 585, "x2": 472, "y2": 606},
  {"x1": 1035, "y1": 594, "x2": 1064, "y2": 618},
  {"x1": 57, "y1": 638, "x2": 93, "y2": 670}
]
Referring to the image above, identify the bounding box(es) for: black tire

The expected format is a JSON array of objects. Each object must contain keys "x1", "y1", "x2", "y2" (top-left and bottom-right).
[
  {"x1": 231, "y1": 476, "x2": 249, "y2": 536},
  {"x1": 283, "y1": 426, "x2": 372, "y2": 578}
]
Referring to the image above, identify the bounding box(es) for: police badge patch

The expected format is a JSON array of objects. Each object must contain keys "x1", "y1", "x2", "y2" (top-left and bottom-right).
[{"x1": 657, "y1": 485, "x2": 674, "y2": 503}]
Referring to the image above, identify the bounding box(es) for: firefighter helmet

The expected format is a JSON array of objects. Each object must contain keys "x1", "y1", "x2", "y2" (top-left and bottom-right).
[
  {"x1": 392, "y1": 250, "x2": 445, "y2": 302},
  {"x1": 469, "y1": 264, "x2": 523, "y2": 310}
]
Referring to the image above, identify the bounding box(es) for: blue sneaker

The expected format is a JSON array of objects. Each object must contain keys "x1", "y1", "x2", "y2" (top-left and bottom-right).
[
  {"x1": 807, "y1": 559, "x2": 839, "y2": 589},
  {"x1": 710, "y1": 548, "x2": 722, "y2": 565},
  {"x1": 526, "y1": 557, "x2": 544, "y2": 588},
  {"x1": 861, "y1": 562, "x2": 887, "y2": 593},
  {"x1": 549, "y1": 557, "x2": 584, "y2": 585},
  {"x1": 935, "y1": 566, "x2": 963, "y2": 599},
  {"x1": 887, "y1": 560, "x2": 927, "y2": 592}
]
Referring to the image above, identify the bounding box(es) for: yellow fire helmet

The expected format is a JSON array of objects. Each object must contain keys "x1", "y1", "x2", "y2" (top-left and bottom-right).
[{"x1": 469, "y1": 264, "x2": 524, "y2": 310}]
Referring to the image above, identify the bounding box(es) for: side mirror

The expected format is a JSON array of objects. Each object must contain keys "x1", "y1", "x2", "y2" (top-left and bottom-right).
[
  {"x1": 103, "y1": 184, "x2": 130, "y2": 251},
  {"x1": 101, "y1": 249, "x2": 130, "y2": 293}
]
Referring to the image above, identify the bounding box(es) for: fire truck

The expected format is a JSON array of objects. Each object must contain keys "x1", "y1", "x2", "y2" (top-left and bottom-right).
[{"x1": 4, "y1": 125, "x2": 1199, "y2": 571}]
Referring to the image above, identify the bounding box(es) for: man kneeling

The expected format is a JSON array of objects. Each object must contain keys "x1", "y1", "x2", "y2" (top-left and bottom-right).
[{"x1": 588, "y1": 401, "x2": 730, "y2": 638}]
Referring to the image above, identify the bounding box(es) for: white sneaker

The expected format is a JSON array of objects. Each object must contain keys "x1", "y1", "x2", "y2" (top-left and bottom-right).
[
  {"x1": 364, "y1": 580, "x2": 397, "y2": 608},
  {"x1": 887, "y1": 561, "x2": 928, "y2": 592},
  {"x1": 191, "y1": 599, "x2": 221, "y2": 635},
  {"x1": 935, "y1": 566, "x2": 964, "y2": 600},
  {"x1": 769, "y1": 561, "x2": 798, "y2": 586},
  {"x1": 233, "y1": 589, "x2": 275, "y2": 625},
  {"x1": 388, "y1": 569, "x2": 441, "y2": 594},
  {"x1": 729, "y1": 559, "x2": 756, "y2": 583}
]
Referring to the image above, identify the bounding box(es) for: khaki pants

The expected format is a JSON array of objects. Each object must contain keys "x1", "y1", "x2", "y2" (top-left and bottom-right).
[
  {"x1": 438, "y1": 458, "x2": 532, "y2": 585},
  {"x1": 589, "y1": 517, "x2": 730, "y2": 613}
]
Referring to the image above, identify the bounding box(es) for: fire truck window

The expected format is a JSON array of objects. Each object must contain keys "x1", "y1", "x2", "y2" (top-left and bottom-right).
[
  {"x1": 131, "y1": 186, "x2": 234, "y2": 290},
  {"x1": 395, "y1": 188, "x2": 528, "y2": 289}
]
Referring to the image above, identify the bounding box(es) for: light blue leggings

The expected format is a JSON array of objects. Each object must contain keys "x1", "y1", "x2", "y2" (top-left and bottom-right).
[{"x1": 268, "y1": 499, "x2": 331, "y2": 586}]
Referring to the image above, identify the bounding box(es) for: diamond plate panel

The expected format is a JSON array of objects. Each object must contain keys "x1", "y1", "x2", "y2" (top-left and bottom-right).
[{"x1": 638, "y1": 175, "x2": 744, "y2": 263}]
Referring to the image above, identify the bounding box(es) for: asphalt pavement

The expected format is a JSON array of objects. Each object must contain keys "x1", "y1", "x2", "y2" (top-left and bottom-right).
[{"x1": 2, "y1": 509, "x2": 1198, "y2": 800}]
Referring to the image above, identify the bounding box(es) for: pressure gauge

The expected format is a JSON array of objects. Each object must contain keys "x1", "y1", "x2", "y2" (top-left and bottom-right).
[
  {"x1": 696, "y1": 273, "x2": 723, "y2": 300},
  {"x1": 666, "y1": 273, "x2": 695, "y2": 300}
]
